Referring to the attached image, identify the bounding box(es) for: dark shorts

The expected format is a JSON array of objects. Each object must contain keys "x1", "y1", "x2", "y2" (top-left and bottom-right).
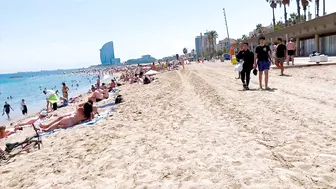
[
  {"x1": 257, "y1": 61, "x2": 270, "y2": 72},
  {"x1": 96, "y1": 98, "x2": 102, "y2": 102},
  {"x1": 277, "y1": 57, "x2": 285, "y2": 63},
  {"x1": 288, "y1": 50, "x2": 295, "y2": 56}
]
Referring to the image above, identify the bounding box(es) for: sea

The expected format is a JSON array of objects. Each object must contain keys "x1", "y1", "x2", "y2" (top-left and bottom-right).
[{"x1": 0, "y1": 69, "x2": 98, "y2": 124}]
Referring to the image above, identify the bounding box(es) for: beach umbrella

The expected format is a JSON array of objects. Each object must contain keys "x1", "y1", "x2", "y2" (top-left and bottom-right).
[{"x1": 145, "y1": 70, "x2": 159, "y2": 75}]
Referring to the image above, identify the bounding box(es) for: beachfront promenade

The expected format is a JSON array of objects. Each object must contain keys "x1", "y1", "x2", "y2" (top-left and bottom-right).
[{"x1": 1, "y1": 62, "x2": 335, "y2": 188}]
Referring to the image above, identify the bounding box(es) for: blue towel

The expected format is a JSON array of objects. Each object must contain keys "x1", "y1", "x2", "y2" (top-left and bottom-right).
[{"x1": 98, "y1": 102, "x2": 115, "y2": 108}]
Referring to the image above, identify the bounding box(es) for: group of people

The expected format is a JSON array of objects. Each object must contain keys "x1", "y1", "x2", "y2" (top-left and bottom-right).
[
  {"x1": 2, "y1": 99, "x2": 28, "y2": 120},
  {"x1": 236, "y1": 36, "x2": 296, "y2": 90}
]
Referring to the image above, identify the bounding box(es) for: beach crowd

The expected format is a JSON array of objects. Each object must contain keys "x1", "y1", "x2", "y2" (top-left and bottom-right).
[{"x1": 1, "y1": 58, "x2": 186, "y2": 158}]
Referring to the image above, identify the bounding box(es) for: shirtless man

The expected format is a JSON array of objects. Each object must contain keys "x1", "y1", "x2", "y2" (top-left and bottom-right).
[
  {"x1": 3, "y1": 102, "x2": 14, "y2": 119},
  {"x1": 286, "y1": 38, "x2": 296, "y2": 65}
]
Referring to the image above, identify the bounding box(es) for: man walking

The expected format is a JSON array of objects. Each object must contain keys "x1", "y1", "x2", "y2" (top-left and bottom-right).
[
  {"x1": 236, "y1": 43, "x2": 254, "y2": 90},
  {"x1": 254, "y1": 36, "x2": 272, "y2": 89},
  {"x1": 275, "y1": 38, "x2": 286, "y2": 75},
  {"x1": 286, "y1": 38, "x2": 296, "y2": 65},
  {"x1": 3, "y1": 101, "x2": 14, "y2": 119}
]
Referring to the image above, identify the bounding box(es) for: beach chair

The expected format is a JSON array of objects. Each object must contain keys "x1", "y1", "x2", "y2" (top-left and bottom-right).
[{"x1": 4, "y1": 124, "x2": 42, "y2": 153}]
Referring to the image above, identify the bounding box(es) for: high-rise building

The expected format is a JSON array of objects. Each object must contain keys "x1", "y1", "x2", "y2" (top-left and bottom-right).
[
  {"x1": 195, "y1": 32, "x2": 217, "y2": 57},
  {"x1": 100, "y1": 41, "x2": 121, "y2": 65},
  {"x1": 195, "y1": 36, "x2": 202, "y2": 56}
]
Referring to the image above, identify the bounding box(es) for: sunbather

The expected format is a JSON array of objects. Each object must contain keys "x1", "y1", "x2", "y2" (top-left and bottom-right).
[
  {"x1": 39, "y1": 101, "x2": 96, "y2": 132},
  {"x1": 0, "y1": 125, "x2": 22, "y2": 139},
  {"x1": 15, "y1": 110, "x2": 49, "y2": 128}
]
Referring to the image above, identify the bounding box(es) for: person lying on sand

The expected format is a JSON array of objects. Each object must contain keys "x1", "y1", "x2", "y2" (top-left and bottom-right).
[
  {"x1": 15, "y1": 110, "x2": 50, "y2": 128},
  {"x1": 0, "y1": 125, "x2": 22, "y2": 139},
  {"x1": 38, "y1": 101, "x2": 97, "y2": 132}
]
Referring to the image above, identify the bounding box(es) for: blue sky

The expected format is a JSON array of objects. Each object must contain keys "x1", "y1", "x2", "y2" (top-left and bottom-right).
[{"x1": 0, "y1": 0, "x2": 335, "y2": 73}]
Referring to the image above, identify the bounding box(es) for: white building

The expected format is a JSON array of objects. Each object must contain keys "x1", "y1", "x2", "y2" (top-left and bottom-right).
[{"x1": 215, "y1": 38, "x2": 237, "y2": 51}]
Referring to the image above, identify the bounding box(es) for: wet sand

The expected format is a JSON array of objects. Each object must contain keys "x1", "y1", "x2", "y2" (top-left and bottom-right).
[{"x1": 1, "y1": 62, "x2": 336, "y2": 188}]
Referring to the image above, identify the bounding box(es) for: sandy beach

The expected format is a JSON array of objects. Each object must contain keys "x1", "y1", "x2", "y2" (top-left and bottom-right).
[{"x1": 1, "y1": 62, "x2": 336, "y2": 188}]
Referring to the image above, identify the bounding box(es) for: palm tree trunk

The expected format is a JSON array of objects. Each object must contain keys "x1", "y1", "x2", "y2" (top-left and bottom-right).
[
  {"x1": 284, "y1": 5, "x2": 288, "y2": 25},
  {"x1": 296, "y1": 0, "x2": 301, "y2": 22},
  {"x1": 303, "y1": 7, "x2": 307, "y2": 21},
  {"x1": 272, "y1": 7, "x2": 276, "y2": 28},
  {"x1": 323, "y1": 0, "x2": 325, "y2": 15},
  {"x1": 316, "y1": 0, "x2": 320, "y2": 17}
]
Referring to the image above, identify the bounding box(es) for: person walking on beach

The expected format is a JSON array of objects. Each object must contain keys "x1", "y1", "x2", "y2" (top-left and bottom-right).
[
  {"x1": 21, "y1": 99, "x2": 28, "y2": 115},
  {"x1": 286, "y1": 38, "x2": 296, "y2": 65},
  {"x1": 236, "y1": 43, "x2": 254, "y2": 90},
  {"x1": 62, "y1": 82, "x2": 69, "y2": 99},
  {"x1": 254, "y1": 36, "x2": 272, "y2": 89},
  {"x1": 2, "y1": 101, "x2": 14, "y2": 119},
  {"x1": 275, "y1": 38, "x2": 287, "y2": 75}
]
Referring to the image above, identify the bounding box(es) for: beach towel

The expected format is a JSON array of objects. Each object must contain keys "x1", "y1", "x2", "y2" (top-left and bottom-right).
[
  {"x1": 98, "y1": 102, "x2": 115, "y2": 109},
  {"x1": 39, "y1": 110, "x2": 114, "y2": 137}
]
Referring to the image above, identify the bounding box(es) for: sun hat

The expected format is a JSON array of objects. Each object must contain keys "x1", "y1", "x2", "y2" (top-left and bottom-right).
[{"x1": 40, "y1": 110, "x2": 47, "y2": 116}]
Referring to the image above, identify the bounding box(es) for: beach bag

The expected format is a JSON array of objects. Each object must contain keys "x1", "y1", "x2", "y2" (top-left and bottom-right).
[
  {"x1": 115, "y1": 95, "x2": 123, "y2": 104},
  {"x1": 144, "y1": 77, "x2": 151, "y2": 85},
  {"x1": 234, "y1": 61, "x2": 244, "y2": 72}
]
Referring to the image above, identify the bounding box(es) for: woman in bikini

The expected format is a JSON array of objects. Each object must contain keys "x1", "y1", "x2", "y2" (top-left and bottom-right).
[
  {"x1": 62, "y1": 82, "x2": 69, "y2": 99},
  {"x1": 39, "y1": 101, "x2": 96, "y2": 132}
]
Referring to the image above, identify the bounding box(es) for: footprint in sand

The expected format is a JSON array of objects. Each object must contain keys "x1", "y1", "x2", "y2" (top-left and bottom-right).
[{"x1": 232, "y1": 161, "x2": 242, "y2": 166}]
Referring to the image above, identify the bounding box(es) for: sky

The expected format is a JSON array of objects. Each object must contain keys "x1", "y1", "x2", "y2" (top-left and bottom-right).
[{"x1": 0, "y1": 0, "x2": 335, "y2": 73}]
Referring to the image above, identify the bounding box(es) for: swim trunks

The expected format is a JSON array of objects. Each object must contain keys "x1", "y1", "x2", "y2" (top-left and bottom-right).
[
  {"x1": 288, "y1": 50, "x2": 295, "y2": 56},
  {"x1": 277, "y1": 57, "x2": 285, "y2": 63},
  {"x1": 257, "y1": 61, "x2": 270, "y2": 72}
]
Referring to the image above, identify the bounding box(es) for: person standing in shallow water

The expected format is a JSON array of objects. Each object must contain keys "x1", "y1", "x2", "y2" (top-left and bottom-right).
[
  {"x1": 21, "y1": 99, "x2": 28, "y2": 115},
  {"x1": 62, "y1": 82, "x2": 69, "y2": 99},
  {"x1": 2, "y1": 101, "x2": 14, "y2": 119}
]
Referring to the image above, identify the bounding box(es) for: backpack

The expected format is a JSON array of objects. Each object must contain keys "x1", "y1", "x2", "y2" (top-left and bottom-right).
[{"x1": 115, "y1": 95, "x2": 123, "y2": 104}]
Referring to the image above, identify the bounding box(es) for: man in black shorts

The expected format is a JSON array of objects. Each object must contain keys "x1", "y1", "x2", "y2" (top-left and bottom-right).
[
  {"x1": 275, "y1": 38, "x2": 286, "y2": 75},
  {"x1": 3, "y1": 101, "x2": 14, "y2": 119},
  {"x1": 254, "y1": 36, "x2": 272, "y2": 89}
]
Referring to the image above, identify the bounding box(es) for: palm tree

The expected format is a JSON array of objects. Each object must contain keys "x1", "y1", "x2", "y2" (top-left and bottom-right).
[
  {"x1": 183, "y1": 48, "x2": 188, "y2": 56},
  {"x1": 296, "y1": 0, "x2": 301, "y2": 22},
  {"x1": 208, "y1": 30, "x2": 218, "y2": 58},
  {"x1": 266, "y1": 0, "x2": 278, "y2": 28},
  {"x1": 280, "y1": 0, "x2": 290, "y2": 25},
  {"x1": 301, "y1": 0, "x2": 311, "y2": 20},
  {"x1": 242, "y1": 34, "x2": 248, "y2": 40},
  {"x1": 315, "y1": 0, "x2": 320, "y2": 17}
]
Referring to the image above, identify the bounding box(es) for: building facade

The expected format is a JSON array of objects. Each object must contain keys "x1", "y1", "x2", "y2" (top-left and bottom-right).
[
  {"x1": 195, "y1": 32, "x2": 217, "y2": 57},
  {"x1": 245, "y1": 12, "x2": 336, "y2": 56},
  {"x1": 100, "y1": 41, "x2": 121, "y2": 65},
  {"x1": 126, "y1": 55, "x2": 156, "y2": 65},
  {"x1": 216, "y1": 38, "x2": 236, "y2": 51}
]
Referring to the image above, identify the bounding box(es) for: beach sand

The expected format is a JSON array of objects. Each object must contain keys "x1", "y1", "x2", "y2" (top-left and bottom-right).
[{"x1": 1, "y1": 62, "x2": 336, "y2": 188}]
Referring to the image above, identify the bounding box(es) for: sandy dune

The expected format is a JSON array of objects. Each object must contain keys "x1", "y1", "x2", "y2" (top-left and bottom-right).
[{"x1": 1, "y1": 63, "x2": 336, "y2": 189}]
